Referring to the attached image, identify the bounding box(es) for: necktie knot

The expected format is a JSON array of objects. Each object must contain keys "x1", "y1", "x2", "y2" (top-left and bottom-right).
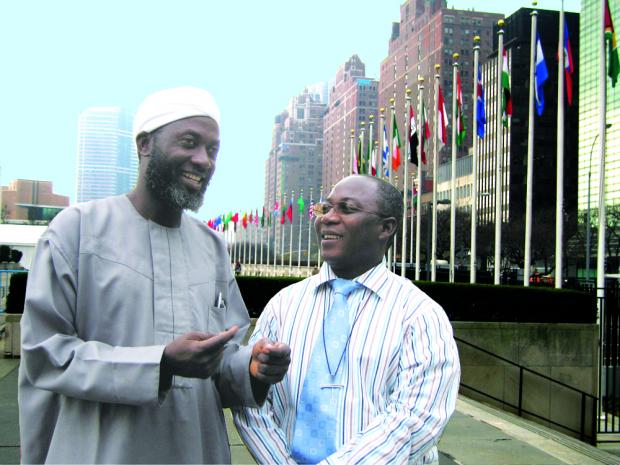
[{"x1": 331, "y1": 278, "x2": 360, "y2": 297}]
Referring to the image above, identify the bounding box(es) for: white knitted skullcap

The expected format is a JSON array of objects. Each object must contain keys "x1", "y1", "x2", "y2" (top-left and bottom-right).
[{"x1": 132, "y1": 86, "x2": 221, "y2": 140}]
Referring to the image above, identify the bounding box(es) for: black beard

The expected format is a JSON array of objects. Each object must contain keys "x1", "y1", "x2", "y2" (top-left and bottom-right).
[{"x1": 144, "y1": 146, "x2": 210, "y2": 212}]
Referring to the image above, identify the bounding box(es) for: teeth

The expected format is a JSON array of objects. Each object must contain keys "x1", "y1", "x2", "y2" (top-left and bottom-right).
[
  {"x1": 322, "y1": 234, "x2": 341, "y2": 240},
  {"x1": 183, "y1": 173, "x2": 203, "y2": 183}
]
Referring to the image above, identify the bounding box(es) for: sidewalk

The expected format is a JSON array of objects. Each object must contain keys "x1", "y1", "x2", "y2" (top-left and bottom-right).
[{"x1": 2, "y1": 356, "x2": 620, "y2": 465}]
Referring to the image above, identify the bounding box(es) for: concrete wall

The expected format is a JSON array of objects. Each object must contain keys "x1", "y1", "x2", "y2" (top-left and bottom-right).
[{"x1": 453, "y1": 322, "x2": 599, "y2": 441}]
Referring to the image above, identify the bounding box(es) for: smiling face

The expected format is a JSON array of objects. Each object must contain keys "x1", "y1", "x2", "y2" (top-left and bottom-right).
[
  {"x1": 140, "y1": 116, "x2": 220, "y2": 212},
  {"x1": 315, "y1": 176, "x2": 396, "y2": 279}
]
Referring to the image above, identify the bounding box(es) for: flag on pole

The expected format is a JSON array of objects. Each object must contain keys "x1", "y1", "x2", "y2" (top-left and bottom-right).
[
  {"x1": 606, "y1": 0, "x2": 619, "y2": 87},
  {"x1": 382, "y1": 124, "x2": 390, "y2": 176},
  {"x1": 364, "y1": 137, "x2": 371, "y2": 175},
  {"x1": 476, "y1": 63, "x2": 487, "y2": 138},
  {"x1": 261, "y1": 207, "x2": 265, "y2": 227},
  {"x1": 456, "y1": 73, "x2": 466, "y2": 146},
  {"x1": 421, "y1": 101, "x2": 430, "y2": 165},
  {"x1": 281, "y1": 205, "x2": 286, "y2": 224},
  {"x1": 437, "y1": 85, "x2": 448, "y2": 148},
  {"x1": 254, "y1": 209, "x2": 259, "y2": 225},
  {"x1": 391, "y1": 112, "x2": 401, "y2": 171},
  {"x1": 286, "y1": 199, "x2": 293, "y2": 223},
  {"x1": 535, "y1": 33, "x2": 549, "y2": 116},
  {"x1": 408, "y1": 104, "x2": 419, "y2": 165},
  {"x1": 242, "y1": 212, "x2": 248, "y2": 229},
  {"x1": 563, "y1": 22, "x2": 574, "y2": 105},
  {"x1": 297, "y1": 195, "x2": 305, "y2": 214},
  {"x1": 371, "y1": 142, "x2": 377, "y2": 176},
  {"x1": 501, "y1": 49, "x2": 513, "y2": 126}
]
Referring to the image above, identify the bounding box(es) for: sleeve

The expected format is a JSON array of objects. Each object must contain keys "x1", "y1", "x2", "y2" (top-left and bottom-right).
[
  {"x1": 232, "y1": 294, "x2": 299, "y2": 465},
  {"x1": 321, "y1": 302, "x2": 461, "y2": 465},
  {"x1": 213, "y1": 273, "x2": 260, "y2": 409},
  {"x1": 20, "y1": 235, "x2": 165, "y2": 406}
]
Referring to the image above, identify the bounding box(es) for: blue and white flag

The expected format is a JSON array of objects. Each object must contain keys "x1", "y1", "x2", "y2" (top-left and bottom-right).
[
  {"x1": 382, "y1": 124, "x2": 390, "y2": 177},
  {"x1": 476, "y1": 63, "x2": 486, "y2": 139},
  {"x1": 535, "y1": 33, "x2": 549, "y2": 116}
]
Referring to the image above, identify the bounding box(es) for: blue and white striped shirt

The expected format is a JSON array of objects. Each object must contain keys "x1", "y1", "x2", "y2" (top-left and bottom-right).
[{"x1": 233, "y1": 263, "x2": 460, "y2": 465}]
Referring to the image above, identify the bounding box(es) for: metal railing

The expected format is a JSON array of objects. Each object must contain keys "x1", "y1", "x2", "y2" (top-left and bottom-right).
[{"x1": 455, "y1": 336, "x2": 598, "y2": 445}]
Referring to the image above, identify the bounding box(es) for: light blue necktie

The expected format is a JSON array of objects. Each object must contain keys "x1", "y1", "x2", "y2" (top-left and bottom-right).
[{"x1": 291, "y1": 278, "x2": 361, "y2": 464}]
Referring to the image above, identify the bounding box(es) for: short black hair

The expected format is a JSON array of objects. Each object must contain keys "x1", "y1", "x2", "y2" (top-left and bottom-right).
[{"x1": 360, "y1": 175, "x2": 403, "y2": 247}]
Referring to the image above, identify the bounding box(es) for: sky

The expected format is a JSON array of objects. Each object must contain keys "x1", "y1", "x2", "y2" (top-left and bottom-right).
[{"x1": 0, "y1": 0, "x2": 579, "y2": 221}]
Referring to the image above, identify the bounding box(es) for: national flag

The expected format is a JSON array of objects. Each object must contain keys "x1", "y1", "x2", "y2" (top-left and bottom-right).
[
  {"x1": 535, "y1": 34, "x2": 549, "y2": 116},
  {"x1": 309, "y1": 200, "x2": 315, "y2": 219},
  {"x1": 207, "y1": 219, "x2": 214, "y2": 229},
  {"x1": 456, "y1": 73, "x2": 466, "y2": 146},
  {"x1": 411, "y1": 185, "x2": 418, "y2": 213},
  {"x1": 281, "y1": 204, "x2": 286, "y2": 224},
  {"x1": 391, "y1": 112, "x2": 401, "y2": 171},
  {"x1": 371, "y1": 142, "x2": 377, "y2": 176},
  {"x1": 476, "y1": 63, "x2": 487, "y2": 138},
  {"x1": 248, "y1": 212, "x2": 253, "y2": 225},
  {"x1": 437, "y1": 85, "x2": 448, "y2": 148},
  {"x1": 297, "y1": 195, "x2": 305, "y2": 214},
  {"x1": 563, "y1": 22, "x2": 574, "y2": 105},
  {"x1": 254, "y1": 209, "x2": 259, "y2": 225},
  {"x1": 501, "y1": 49, "x2": 512, "y2": 126},
  {"x1": 606, "y1": 0, "x2": 619, "y2": 87},
  {"x1": 274, "y1": 201, "x2": 279, "y2": 214},
  {"x1": 421, "y1": 101, "x2": 430, "y2": 165},
  {"x1": 286, "y1": 199, "x2": 293, "y2": 223},
  {"x1": 364, "y1": 136, "x2": 371, "y2": 175},
  {"x1": 382, "y1": 124, "x2": 390, "y2": 176},
  {"x1": 261, "y1": 207, "x2": 265, "y2": 227},
  {"x1": 242, "y1": 213, "x2": 248, "y2": 229},
  {"x1": 231, "y1": 212, "x2": 239, "y2": 224},
  {"x1": 408, "y1": 104, "x2": 419, "y2": 165}
]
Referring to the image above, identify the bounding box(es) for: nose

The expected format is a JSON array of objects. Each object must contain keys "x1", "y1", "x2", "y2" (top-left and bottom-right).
[
  {"x1": 191, "y1": 146, "x2": 213, "y2": 171},
  {"x1": 320, "y1": 207, "x2": 339, "y2": 224}
]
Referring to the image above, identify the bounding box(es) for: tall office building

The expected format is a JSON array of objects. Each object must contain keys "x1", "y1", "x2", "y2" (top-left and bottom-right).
[
  {"x1": 264, "y1": 88, "x2": 326, "y2": 262},
  {"x1": 323, "y1": 55, "x2": 379, "y2": 191},
  {"x1": 579, "y1": 0, "x2": 620, "y2": 211},
  {"x1": 76, "y1": 107, "x2": 138, "y2": 203},
  {"x1": 379, "y1": 0, "x2": 502, "y2": 192}
]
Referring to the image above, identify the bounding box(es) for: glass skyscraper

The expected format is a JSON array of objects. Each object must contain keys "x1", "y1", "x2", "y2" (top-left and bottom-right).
[
  {"x1": 579, "y1": 0, "x2": 620, "y2": 212},
  {"x1": 75, "y1": 107, "x2": 138, "y2": 203}
]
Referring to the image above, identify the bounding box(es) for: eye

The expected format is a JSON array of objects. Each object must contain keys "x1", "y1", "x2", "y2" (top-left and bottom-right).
[
  {"x1": 180, "y1": 136, "x2": 197, "y2": 148},
  {"x1": 339, "y1": 201, "x2": 360, "y2": 214}
]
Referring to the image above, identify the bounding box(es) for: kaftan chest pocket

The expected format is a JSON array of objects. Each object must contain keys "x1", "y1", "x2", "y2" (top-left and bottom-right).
[{"x1": 207, "y1": 305, "x2": 227, "y2": 333}]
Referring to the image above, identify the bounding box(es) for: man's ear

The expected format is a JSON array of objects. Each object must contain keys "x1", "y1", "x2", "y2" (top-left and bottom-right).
[
  {"x1": 136, "y1": 132, "x2": 153, "y2": 159},
  {"x1": 378, "y1": 216, "x2": 397, "y2": 241}
]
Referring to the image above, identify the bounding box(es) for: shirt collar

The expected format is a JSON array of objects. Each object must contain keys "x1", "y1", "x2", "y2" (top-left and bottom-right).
[{"x1": 313, "y1": 261, "x2": 391, "y2": 300}]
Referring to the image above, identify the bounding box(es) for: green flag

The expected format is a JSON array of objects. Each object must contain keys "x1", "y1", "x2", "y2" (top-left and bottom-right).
[
  {"x1": 606, "y1": 0, "x2": 619, "y2": 87},
  {"x1": 297, "y1": 195, "x2": 305, "y2": 214}
]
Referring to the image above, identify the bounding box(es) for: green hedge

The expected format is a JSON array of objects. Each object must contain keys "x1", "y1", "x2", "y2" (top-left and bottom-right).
[{"x1": 237, "y1": 276, "x2": 597, "y2": 323}]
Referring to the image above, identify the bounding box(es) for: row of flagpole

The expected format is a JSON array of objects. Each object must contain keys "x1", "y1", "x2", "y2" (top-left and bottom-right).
[{"x1": 210, "y1": 1, "x2": 619, "y2": 288}]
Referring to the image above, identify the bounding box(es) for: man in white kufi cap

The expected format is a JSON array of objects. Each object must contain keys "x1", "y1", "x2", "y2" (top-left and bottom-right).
[{"x1": 19, "y1": 86, "x2": 291, "y2": 464}]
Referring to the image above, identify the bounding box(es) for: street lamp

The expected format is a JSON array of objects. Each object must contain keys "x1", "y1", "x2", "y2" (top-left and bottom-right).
[{"x1": 586, "y1": 124, "x2": 611, "y2": 284}]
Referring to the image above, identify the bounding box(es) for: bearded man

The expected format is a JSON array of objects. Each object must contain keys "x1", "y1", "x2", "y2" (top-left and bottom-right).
[{"x1": 18, "y1": 87, "x2": 290, "y2": 464}]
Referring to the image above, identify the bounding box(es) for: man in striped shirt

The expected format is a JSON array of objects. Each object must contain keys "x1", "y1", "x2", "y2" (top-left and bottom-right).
[{"x1": 234, "y1": 175, "x2": 460, "y2": 464}]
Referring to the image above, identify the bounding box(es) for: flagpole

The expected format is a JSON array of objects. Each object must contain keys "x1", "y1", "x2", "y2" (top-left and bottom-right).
[
  {"x1": 389, "y1": 98, "x2": 395, "y2": 180},
  {"x1": 416, "y1": 77, "x2": 424, "y2": 281},
  {"x1": 410, "y1": 174, "x2": 415, "y2": 269},
  {"x1": 450, "y1": 53, "x2": 459, "y2": 284},
  {"x1": 432, "y1": 65, "x2": 441, "y2": 282},
  {"x1": 280, "y1": 193, "x2": 286, "y2": 269},
  {"x1": 494, "y1": 20, "x2": 505, "y2": 285},
  {"x1": 387, "y1": 100, "x2": 395, "y2": 269},
  {"x1": 289, "y1": 190, "x2": 294, "y2": 273},
  {"x1": 597, "y1": 0, "x2": 608, "y2": 313},
  {"x1": 297, "y1": 189, "x2": 303, "y2": 269},
  {"x1": 555, "y1": 4, "x2": 566, "y2": 288},
  {"x1": 402, "y1": 89, "x2": 411, "y2": 277},
  {"x1": 393, "y1": 175, "x2": 398, "y2": 273},
  {"x1": 525, "y1": 9, "x2": 538, "y2": 286},
  {"x1": 307, "y1": 187, "x2": 313, "y2": 270},
  {"x1": 350, "y1": 129, "x2": 355, "y2": 175},
  {"x1": 254, "y1": 212, "x2": 258, "y2": 272},
  {"x1": 260, "y1": 210, "x2": 264, "y2": 271},
  {"x1": 471, "y1": 37, "x2": 481, "y2": 283},
  {"x1": 267, "y1": 203, "x2": 271, "y2": 272},
  {"x1": 379, "y1": 108, "x2": 386, "y2": 179},
  {"x1": 318, "y1": 185, "x2": 323, "y2": 267},
  {"x1": 368, "y1": 115, "x2": 375, "y2": 176},
  {"x1": 360, "y1": 122, "x2": 365, "y2": 175}
]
